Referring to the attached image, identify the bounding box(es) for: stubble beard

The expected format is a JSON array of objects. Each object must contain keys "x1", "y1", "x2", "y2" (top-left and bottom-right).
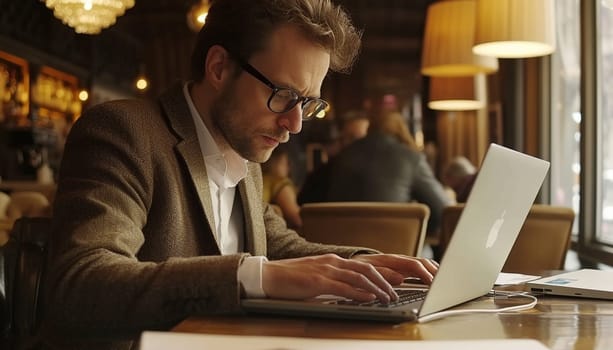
[{"x1": 210, "y1": 83, "x2": 272, "y2": 163}]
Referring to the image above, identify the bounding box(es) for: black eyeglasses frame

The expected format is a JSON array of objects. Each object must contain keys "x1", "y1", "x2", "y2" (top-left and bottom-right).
[{"x1": 228, "y1": 51, "x2": 328, "y2": 120}]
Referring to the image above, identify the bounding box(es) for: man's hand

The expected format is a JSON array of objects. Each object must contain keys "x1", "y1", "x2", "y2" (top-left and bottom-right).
[
  {"x1": 351, "y1": 254, "x2": 438, "y2": 286},
  {"x1": 261, "y1": 254, "x2": 438, "y2": 304}
]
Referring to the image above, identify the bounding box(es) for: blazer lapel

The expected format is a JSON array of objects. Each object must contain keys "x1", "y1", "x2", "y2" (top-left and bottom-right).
[
  {"x1": 158, "y1": 83, "x2": 220, "y2": 252},
  {"x1": 239, "y1": 170, "x2": 267, "y2": 256}
]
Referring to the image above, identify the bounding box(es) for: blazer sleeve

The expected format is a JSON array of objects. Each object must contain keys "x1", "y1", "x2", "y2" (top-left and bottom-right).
[{"x1": 44, "y1": 101, "x2": 247, "y2": 341}]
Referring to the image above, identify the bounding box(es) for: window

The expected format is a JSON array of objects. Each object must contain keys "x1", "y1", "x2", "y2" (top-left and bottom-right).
[
  {"x1": 598, "y1": 1, "x2": 613, "y2": 245},
  {"x1": 551, "y1": 0, "x2": 613, "y2": 267},
  {"x1": 550, "y1": 0, "x2": 581, "y2": 231}
]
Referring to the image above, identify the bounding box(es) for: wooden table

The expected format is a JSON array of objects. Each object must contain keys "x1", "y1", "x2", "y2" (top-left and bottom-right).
[{"x1": 173, "y1": 292, "x2": 613, "y2": 350}]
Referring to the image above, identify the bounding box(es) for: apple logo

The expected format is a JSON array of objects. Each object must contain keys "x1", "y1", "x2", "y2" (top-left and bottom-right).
[{"x1": 486, "y1": 210, "x2": 506, "y2": 248}]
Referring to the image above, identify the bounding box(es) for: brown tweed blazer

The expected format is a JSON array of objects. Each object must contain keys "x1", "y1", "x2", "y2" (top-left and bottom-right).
[{"x1": 41, "y1": 83, "x2": 370, "y2": 349}]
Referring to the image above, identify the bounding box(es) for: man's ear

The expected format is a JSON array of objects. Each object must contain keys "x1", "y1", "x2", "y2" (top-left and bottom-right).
[{"x1": 205, "y1": 45, "x2": 234, "y2": 90}]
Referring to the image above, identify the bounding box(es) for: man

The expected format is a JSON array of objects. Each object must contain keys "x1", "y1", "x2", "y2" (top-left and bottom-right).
[
  {"x1": 337, "y1": 111, "x2": 370, "y2": 150},
  {"x1": 443, "y1": 156, "x2": 477, "y2": 203},
  {"x1": 298, "y1": 111, "x2": 369, "y2": 204},
  {"x1": 41, "y1": 1, "x2": 437, "y2": 348},
  {"x1": 325, "y1": 112, "x2": 451, "y2": 235}
]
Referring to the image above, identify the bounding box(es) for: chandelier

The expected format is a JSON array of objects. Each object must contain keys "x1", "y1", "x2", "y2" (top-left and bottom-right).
[{"x1": 42, "y1": 0, "x2": 135, "y2": 35}]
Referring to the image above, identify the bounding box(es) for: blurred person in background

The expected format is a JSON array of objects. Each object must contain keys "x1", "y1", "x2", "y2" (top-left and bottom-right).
[
  {"x1": 337, "y1": 110, "x2": 370, "y2": 150},
  {"x1": 262, "y1": 145, "x2": 302, "y2": 228},
  {"x1": 298, "y1": 111, "x2": 369, "y2": 204},
  {"x1": 325, "y1": 111, "x2": 452, "y2": 236},
  {"x1": 443, "y1": 156, "x2": 477, "y2": 203}
]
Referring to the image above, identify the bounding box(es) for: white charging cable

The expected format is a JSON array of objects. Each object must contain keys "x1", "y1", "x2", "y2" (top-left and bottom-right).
[{"x1": 417, "y1": 291, "x2": 538, "y2": 323}]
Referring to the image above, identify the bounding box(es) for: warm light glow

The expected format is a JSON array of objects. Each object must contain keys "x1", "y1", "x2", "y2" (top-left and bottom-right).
[
  {"x1": 473, "y1": 41, "x2": 555, "y2": 59},
  {"x1": 428, "y1": 100, "x2": 485, "y2": 111},
  {"x1": 421, "y1": 0, "x2": 498, "y2": 77},
  {"x1": 314, "y1": 104, "x2": 331, "y2": 119},
  {"x1": 187, "y1": 0, "x2": 210, "y2": 32},
  {"x1": 473, "y1": 0, "x2": 556, "y2": 58},
  {"x1": 136, "y1": 78, "x2": 148, "y2": 91},
  {"x1": 197, "y1": 13, "x2": 208, "y2": 24},
  {"x1": 78, "y1": 90, "x2": 89, "y2": 101},
  {"x1": 43, "y1": 0, "x2": 135, "y2": 34},
  {"x1": 428, "y1": 74, "x2": 487, "y2": 111}
]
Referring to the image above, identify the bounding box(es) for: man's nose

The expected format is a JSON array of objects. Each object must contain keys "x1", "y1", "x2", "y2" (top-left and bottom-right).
[{"x1": 277, "y1": 105, "x2": 303, "y2": 134}]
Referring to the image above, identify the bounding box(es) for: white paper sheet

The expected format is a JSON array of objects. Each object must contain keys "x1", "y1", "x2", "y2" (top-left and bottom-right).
[
  {"x1": 140, "y1": 331, "x2": 551, "y2": 350},
  {"x1": 495, "y1": 272, "x2": 541, "y2": 285}
]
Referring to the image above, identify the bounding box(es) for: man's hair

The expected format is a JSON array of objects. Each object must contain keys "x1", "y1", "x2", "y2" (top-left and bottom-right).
[
  {"x1": 190, "y1": 0, "x2": 362, "y2": 82},
  {"x1": 444, "y1": 156, "x2": 477, "y2": 179}
]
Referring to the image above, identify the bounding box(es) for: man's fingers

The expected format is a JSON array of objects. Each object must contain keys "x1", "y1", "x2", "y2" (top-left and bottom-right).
[
  {"x1": 374, "y1": 266, "x2": 406, "y2": 285},
  {"x1": 309, "y1": 254, "x2": 398, "y2": 300},
  {"x1": 262, "y1": 255, "x2": 398, "y2": 303},
  {"x1": 352, "y1": 254, "x2": 438, "y2": 285},
  {"x1": 261, "y1": 254, "x2": 440, "y2": 303}
]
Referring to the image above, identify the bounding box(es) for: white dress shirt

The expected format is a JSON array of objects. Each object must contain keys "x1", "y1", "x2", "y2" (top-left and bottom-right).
[{"x1": 183, "y1": 83, "x2": 267, "y2": 298}]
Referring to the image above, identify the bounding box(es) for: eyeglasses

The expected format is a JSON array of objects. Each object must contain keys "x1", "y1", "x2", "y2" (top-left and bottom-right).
[{"x1": 231, "y1": 54, "x2": 329, "y2": 120}]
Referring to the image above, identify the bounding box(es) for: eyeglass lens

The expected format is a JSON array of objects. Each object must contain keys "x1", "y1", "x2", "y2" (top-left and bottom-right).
[{"x1": 269, "y1": 89, "x2": 327, "y2": 120}]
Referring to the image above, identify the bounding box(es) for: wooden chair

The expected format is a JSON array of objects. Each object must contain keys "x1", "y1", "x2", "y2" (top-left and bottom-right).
[
  {"x1": 1, "y1": 217, "x2": 51, "y2": 349},
  {"x1": 1, "y1": 192, "x2": 51, "y2": 247},
  {"x1": 0, "y1": 192, "x2": 11, "y2": 246},
  {"x1": 439, "y1": 204, "x2": 575, "y2": 273},
  {"x1": 299, "y1": 202, "x2": 430, "y2": 257},
  {"x1": 6, "y1": 192, "x2": 52, "y2": 224},
  {"x1": 0, "y1": 192, "x2": 10, "y2": 220}
]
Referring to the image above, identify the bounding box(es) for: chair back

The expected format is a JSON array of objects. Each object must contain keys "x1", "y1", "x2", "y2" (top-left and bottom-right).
[
  {"x1": 439, "y1": 204, "x2": 575, "y2": 273},
  {"x1": 0, "y1": 192, "x2": 12, "y2": 245},
  {"x1": 1, "y1": 217, "x2": 51, "y2": 349},
  {"x1": 0, "y1": 192, "x2": 10, "y2": 220},
  {"x1": 300, "y1": 202, "x2": 430, "y2": 257},
  {"x1": 6, "y1": 192, "x2": 51, "y2": 223}
]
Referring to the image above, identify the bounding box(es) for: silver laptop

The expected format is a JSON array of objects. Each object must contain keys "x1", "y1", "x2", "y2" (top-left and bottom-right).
[
  {"x1": 242, "y1": 143, "x2": 550, "y2": 322},
  {"x1": 527, "y1": 269, "x2": 613, "y2": 300}
]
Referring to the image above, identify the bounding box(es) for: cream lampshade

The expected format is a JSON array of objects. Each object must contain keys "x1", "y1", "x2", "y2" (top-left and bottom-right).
[
  {"x1": 428, "y1": 74, "x2": 487, "y2": 111},
  {"x1": 473, "y1": 0, "x2": 556, "y2": 58},
  {"x1": 421, "y1": 0, "x2": 498, "y2": 77}
]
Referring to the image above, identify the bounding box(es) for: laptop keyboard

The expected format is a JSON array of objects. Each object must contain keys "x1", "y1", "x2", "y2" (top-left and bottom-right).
[{"x1": 334, "y1": 289, "x2": 427, "y2": 308}]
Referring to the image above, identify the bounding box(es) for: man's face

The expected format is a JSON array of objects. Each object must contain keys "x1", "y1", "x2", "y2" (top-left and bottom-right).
[{"x1": 212, "y1": 25, "x2": 330, "y2": 163}]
